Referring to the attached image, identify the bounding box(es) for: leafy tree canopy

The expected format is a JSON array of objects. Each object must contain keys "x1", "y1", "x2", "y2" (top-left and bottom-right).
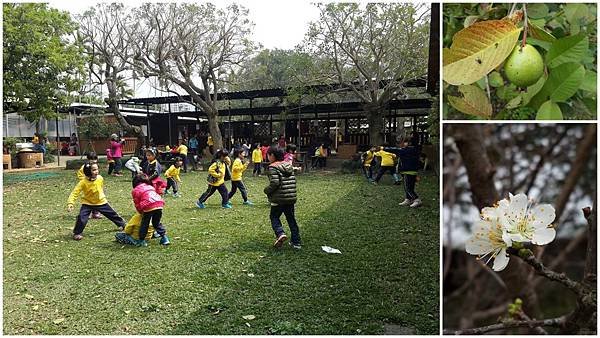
[{"x1": 3, "y1": 3, "x2": 85, "y2": 122}]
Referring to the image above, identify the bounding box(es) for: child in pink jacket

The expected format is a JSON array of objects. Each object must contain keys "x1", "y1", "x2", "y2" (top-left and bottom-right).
[{"x1": 131, "y1": 174, "x2": 169, "y2": 246}]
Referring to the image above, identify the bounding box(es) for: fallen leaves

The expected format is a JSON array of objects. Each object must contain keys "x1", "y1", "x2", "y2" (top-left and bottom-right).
[
  {"x1": 52, "y1": 318, "x2": 65, "y2": 325},
  {"x1": 242, "y1": 315, "x2": 256, "y2": 320}
]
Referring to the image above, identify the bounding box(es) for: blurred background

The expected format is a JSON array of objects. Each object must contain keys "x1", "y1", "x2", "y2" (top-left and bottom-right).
[{"x1": 442, "y1": 124, "x2": 597, "y2": 333}]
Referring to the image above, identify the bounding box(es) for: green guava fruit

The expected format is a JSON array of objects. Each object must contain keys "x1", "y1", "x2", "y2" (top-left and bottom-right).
[{"x1": 504, "y1": 44, "x2": 544, "y2": 87}]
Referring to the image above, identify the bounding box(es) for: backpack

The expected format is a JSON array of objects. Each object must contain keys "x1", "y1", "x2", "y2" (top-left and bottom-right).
[{"x1": 207, "y1": 160, "x2": 221, "y2": 184}]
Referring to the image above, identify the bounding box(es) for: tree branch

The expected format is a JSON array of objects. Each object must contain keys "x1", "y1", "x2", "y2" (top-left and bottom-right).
[{"x1": 443, "y1": 315, "x2": 567, "y2": 335}]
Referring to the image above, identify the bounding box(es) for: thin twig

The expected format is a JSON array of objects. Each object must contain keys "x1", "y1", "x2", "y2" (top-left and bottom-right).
[
  {"x1": 521, "y1": 4, "x2": 528, "y2": 48},
  {"x1": 443, "y1": 315, "x2": 567, "y2": 335}
]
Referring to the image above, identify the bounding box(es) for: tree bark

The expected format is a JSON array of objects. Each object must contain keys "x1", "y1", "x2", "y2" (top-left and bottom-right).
[
  {"x1": 365, "y1": 105, "x2": 384, "y2": 146},
  {"x1": 206, "y1": 107, "x2": 224, "y2": 150}
]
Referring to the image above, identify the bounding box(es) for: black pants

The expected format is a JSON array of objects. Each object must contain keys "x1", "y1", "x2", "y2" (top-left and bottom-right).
[
  {"x1": 166, "y1": 177, "x2": 179, "y2": 193},
  {"x1": 403, "y1": 174, "x2": 419, "y2": 200},
  {"x1": 108, "y1": 162, "x2": 115, "y2": 175},
  {"x1": 228, "y1": 180, "x2": 248, "y2": 201},
  {"x1": 179, "y1": 154, "x2": 188, "y2": 172},
  {"x1": 139, "y1": 209, "x2": 165, "y2": 241},
  {"x1": 270, "y1": 204, "x2": 301, "y2": 245},
  {"x1": 73, "y1": 203, "x2": 126, "y2": 235},
  {"x1": 253, "y1": 162, "x2": 261, "y2": 175},
  {"x1": 198, "y1": 184, "x2": 229, "y2": 205},
  {"x1": 374, "y1": 166, "x2": 397, "y2": 182}
]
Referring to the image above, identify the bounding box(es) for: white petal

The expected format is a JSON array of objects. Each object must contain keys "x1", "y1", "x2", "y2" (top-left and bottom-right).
[
  {"x1": 528, "y1": 204, "x2": 556, "y2": 230},
  {"x1": 481, "y1": 206, "x2": 500, "y2": 220},
  {"x1": 502, "y1": 194, "x2": 528, "y2": 232},
  {"x1": 508, "y1": 232, "x2": 529, "y2": 243},
  {"x1": 466, "y1": 237, "x2": 494, "y2": 255},
  {"x1": 501, "y1": 232, "x2": 513, "y2": 247},
  {"x1": 531, "y1": 227, "x2": 556, "y2": 245},
  {"x1": 492, "y1": 248, "x2": 510, "y2": 271}
]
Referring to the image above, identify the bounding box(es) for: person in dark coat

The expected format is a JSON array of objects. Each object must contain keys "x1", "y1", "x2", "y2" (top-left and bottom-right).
[
  {"x1": 384, "y1": 138, "x2": 422, "y2": 208},
  {"x1": 264, "y1": 146, "x2": 301, "y2": 249}
]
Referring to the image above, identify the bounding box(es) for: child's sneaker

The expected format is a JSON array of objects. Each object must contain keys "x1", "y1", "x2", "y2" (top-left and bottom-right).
[
  {"x1": 289, "y1": 242, "x2": 302, "y2": 249},
  {"x1": 409, "y1": 199, "x2": 422, "y2": 208},
  {"x1": 73, "y1": 234, "x2": 83, "y2": 241},
  {"x1": 160, "y1": 235, "x2": 170, "y2": 245},
  {"x1": 195, "y1": 201, "x2": 206, "y2": 209},
  {"x1": 222, "y1": 204, "x2": 232, "y2": 209},
  {"x1": 115, "y1": 232, "x2": 135, "y2": 245},
  {"x1": 273, "y1": 234, "x2": 288, "y2": 248},
  {"x1": 117, "y1": 225, "x2": 125, "y2": 231},
  {"x1": 243, "y1": 200, "x2": 254, "y2": 206},
  {"x1": 174, "y1": 192, "x2": 182, "y2": 198},
  {"x1": 152, "y1": 231, "x2": 161, "y2": 239},
  {"x1": 399, "y1": 199, "x2": 412, "y2": 206},
  {"x1": 135, "y1": 239, "x2": 148, "y2": 247}
]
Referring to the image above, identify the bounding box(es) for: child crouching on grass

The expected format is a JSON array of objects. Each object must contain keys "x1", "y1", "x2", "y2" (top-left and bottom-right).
[
  {"x1": 77, "y1": 152, "x2": 103, "y2": 219},
  {"x1": 264, "y1": 146, "x2": 301, "y2": 249},
  {"x1": 164, "y1": 157, "x2": 183, "y2": 197},
  {"x1": 115, "y1": 212, "x2": 155, "y2": 245},
  {"x1": 67, "y1": 163, "x2": 126, "y2": 240},
  {"x1": 131, "y1": 174, "x2": 169, "y2": 246}
]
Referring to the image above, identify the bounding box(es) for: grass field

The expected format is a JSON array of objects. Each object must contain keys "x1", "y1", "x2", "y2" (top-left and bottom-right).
[{"x1": 3, "y1": 168, "x2": 439, "y2": 334}]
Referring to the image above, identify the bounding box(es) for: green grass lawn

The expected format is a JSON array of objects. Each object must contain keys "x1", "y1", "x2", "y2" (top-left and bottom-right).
[{"x1": 3, "y1": 168, "x2": 439, "y2": 334}]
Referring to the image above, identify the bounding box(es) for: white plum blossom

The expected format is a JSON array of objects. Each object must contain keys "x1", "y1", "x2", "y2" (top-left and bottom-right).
[
  {"x1": 466, "y1": 209, "x2": 513, "y2": 271},
  {"x1": 499, "y1": 193, "x2": 556, "y2": 245},
  {"x1": 465, "y1": 193, "x2": 556, "y2": 272}
]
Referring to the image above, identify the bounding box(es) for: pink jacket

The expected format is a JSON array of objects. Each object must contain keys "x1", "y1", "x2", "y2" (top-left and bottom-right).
[
  {"x1": 284, "y1": 152, "x2": 294, "y2": 163},
  {"x1": 111, "y1": 140, "x2": 124, "y2": 158},
  {"x1": 132, "y1": 183, "x2": 164, "y2": 213}
]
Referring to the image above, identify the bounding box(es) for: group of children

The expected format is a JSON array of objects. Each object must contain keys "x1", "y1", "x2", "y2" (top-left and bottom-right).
[
  {"x1": 67, "y1": 143, "x2": 301, "y2": 249},
  {"x1": 361, "y1": 137, "x2": 422, "y2": 208}
]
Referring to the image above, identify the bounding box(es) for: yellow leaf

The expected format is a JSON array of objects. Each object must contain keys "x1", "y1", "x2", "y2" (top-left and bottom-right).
[
  {"x1": 53, "y1": 318, "x2": 65, "y2": 325},
  {"x1": 242, "y1": 315, "x2": 256, "y2": 320},
  {"x1": 32, "y1": 305, "x2": 39, "y2": 311},
  {"x1": 24, "y1": 294, "x2": 34, "y2": 300},
  {"x1": 444, "y1": 20, "x2": 522, "y2": 85},
  {"x1": 447, "y1": 85, "x2": 493, "y2": 118}
]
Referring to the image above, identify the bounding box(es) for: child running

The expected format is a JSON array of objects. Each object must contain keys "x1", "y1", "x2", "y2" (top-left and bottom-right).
[
  {"x1": 360, "y1": 146, "x2": 376, "y2": 182},
  {"x1": 228, "y1": 148, "x2": 253, "y2": 205},
  {"x1": 164, "y1": 157, "x2": 183, "y2": 197},
  {"x1": 131, "y1": 174, "x2": 169, "y2": 246},
  {"x1": 372, "y1": 146, "x2": 400, "y2": 185},
  {"x1": 76, "y1": 152, "x2": 103, "y2": 219},
  {"x1": 264, "y1": 146, "x2": 301, "y2": 249},
  {"x1": 67, "y1": 162, "x2": 126, "y2": 240},
  {"x1": 252, "y1": 143, "x2": 262, "y2": 176},
  {"x1": 384, "y1": 138, "x2": 422, "y2": 208},
  {"x1": 196, "y1": 149, "x2": 231, "y2": 209}
]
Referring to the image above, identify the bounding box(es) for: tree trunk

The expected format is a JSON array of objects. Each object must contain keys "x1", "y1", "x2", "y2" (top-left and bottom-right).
[
  {"x1": 206, "y1": 107, "x2": 224, "y2": 150},
  {"x1": 365, "y1": 105, "x2": 384, "y2": 146},
  {"x1": 105, "y1": 96, "x2": 145, "y2": 152}
]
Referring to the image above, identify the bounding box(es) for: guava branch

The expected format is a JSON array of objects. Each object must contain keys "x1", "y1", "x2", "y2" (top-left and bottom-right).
[{"x1": 443, "y1": 315, "x2": 567, "y2": 335}]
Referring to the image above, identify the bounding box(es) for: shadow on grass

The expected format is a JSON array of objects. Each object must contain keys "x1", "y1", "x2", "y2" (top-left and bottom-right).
[{"x1": 165, "y1": 174, "x2": 440, "y2": 335}]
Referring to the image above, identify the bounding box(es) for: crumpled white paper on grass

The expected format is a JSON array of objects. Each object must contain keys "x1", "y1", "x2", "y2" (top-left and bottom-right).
[{"x1": 321, "y1": 246, "x2": 342, "y2": 254}]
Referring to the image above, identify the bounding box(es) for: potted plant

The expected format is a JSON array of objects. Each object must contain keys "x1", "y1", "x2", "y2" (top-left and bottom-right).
[{"x1": 3, "y1": 137, "x2": 22, "y2": 169}]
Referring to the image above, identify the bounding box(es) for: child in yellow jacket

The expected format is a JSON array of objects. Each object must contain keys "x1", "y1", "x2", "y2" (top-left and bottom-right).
[
  {"x1": 195, "y1": 149, "x2": 231, "y2": 209},
  {"x1": 115, "y1": 212, "x2": 155, "y2": 245},
  {"x1": 252, "y1": 144, "x2": 263, "y2": 176},
  {"x1": 76, "y1": 152, "x2": 103, "y2": 219},
  {"x1": 164, "y1": 157, "x2": 183, "y2": 197},
  {"x1": 373, "y1": 146, "x2": 401, "y2": 185},
  {"x1": 228, "y1": 148, "x2": 253, "y2": 205},
  {"x1": 67, "y1": 163, "x2": 126, "y2": 240}
]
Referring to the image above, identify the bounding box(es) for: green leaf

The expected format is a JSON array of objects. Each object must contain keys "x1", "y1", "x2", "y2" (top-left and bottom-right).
[
  {"x1": 545, "y1": 34, "x2": 588, "y2": 68},
  {"x1": 529, "y1": 63, "x2": 585, "y2": 108},
  {"x1": 521, "y1": 75, "x2": 546, "y2": 105},
  {"x1": 527, "y1": 38, "x2": 552, "y2": 51},
  {"x1": 488, "y1": 71, "x2": 504, "y2": 87},
  {"x1": 527, "y1": 19, "x2": 556, "y2": 43},
  {"x1": 536, "y1": 100, "x2": 563, "y2": 120},
  {"x1": 581, "y1": 98, "x2": 597, "y2": 116},
  {"x1": 527, "y1": 4, "x2": 549, "y2": 19},
  {"x1": 447, "y1": 85, "x2": 492, "y2": 118},
  {"x1": 443, "y1": 20, "x2": 521, "y2": 85},
  {"x1": 505, "y1": 95, "x2": 522, "y2": 109},
  {"x1": 564, "y1": 4, "x2": 588, "y2": 25},
  {"x1": 580, "y1": 71, "x2": 597, "y2": 92}
]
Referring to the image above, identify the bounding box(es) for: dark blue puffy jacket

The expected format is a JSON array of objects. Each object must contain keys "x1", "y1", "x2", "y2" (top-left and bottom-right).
[{"x1": 384, "y1": 146, "x2": 421, "y2": 172}]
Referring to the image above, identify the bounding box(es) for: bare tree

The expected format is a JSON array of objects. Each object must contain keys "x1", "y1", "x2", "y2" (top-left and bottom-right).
[
  {"x1": 76, "y1": 3, "x2": 144, "y2": 143},
  {"x1": 129, "y1": 3, "x2": 255, "y2": 150},
  {"x1": 303, "y1": 3, "x2": 430, "y2": 146}
]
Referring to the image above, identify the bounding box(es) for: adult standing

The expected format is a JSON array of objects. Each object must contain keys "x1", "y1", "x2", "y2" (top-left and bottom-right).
[
  {"x1": 188, "y1": 134, "x2": 199, "y2": 170},
  {"x1": 110, "y1": 133, "x2": 125, "y2": 176}
]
